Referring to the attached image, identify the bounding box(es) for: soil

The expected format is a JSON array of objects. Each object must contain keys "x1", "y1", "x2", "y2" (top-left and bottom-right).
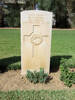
[
  {"x1": 69, "y1": 68, "x2": 75, "y2": 72},
  {"x1": 0, "y1": 70, "x2": 75, "y2": 91}
]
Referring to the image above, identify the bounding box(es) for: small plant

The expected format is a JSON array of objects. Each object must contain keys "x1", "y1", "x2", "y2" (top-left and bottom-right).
[
  {"x1": 7, "y1": 62, "x2": 21, "y2": 70},
  {"x1": 60, "y1": 65, "x2": 72, "y2": 87},
  {"x1": 26, "y1": 68, "x2": 50, "y2": 84},
  {"x1": 60, "y1": 58, "x2": 75, "y2": 87}
]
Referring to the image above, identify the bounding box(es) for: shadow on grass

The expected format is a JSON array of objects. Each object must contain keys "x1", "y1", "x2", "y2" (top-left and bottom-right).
[
  {"x1": 0, "y1": 56, "x2": 21, "y2": 73},
  {"x1": 0, "y1": 55, "x2": 72, "y2": 73},
  {"x1": 50, "y1": 55, "x2": 72, "y2": 73}
]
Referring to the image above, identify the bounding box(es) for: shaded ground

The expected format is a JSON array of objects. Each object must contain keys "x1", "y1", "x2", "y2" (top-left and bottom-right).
[{"x1": 0, "y1": 70, "x2": 75, "y2": 91}]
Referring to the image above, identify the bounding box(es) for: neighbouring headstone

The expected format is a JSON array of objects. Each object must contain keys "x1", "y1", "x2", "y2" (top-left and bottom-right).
[{"x1": 21, "y1": 10, "x2": 52, "y2": 75}]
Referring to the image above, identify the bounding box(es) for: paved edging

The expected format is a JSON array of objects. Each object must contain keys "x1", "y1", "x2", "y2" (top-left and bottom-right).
[{"x1": 0, "y1": 28, "x2": 75, "y2": 30}]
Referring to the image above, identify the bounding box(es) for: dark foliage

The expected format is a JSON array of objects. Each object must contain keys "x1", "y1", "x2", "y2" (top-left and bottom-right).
[
  {"x1": 60, "y1": 58, "x2": 75, "y2": 87},
  {"x1": 5, "y1": 3, "x2": 20, "y2": 27},
  {"x1": 26, "y1": 68, "x2": 51, "y2": 84}
]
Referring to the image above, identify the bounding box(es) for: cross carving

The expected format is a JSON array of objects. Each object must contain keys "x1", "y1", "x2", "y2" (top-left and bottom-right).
[{"x1": 24, "y1": 25, "x2": 48, "y2": 57}]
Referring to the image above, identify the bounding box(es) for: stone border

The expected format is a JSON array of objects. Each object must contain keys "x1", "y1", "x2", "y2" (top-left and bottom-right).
[
  {"x1": 53, "y1": 28, "x2": 75, "y2": 30},
  {"x1": 0, "y1": 27, "x2": 20, "y2": 29},
  {"x1": 0, "y1": 27, "x2": 75, "y2": 30}
]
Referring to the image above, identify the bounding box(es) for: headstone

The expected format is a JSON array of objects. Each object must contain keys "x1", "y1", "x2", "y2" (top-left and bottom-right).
[{"x1": 21, "y1": 10, "x2": 52, "y2": 75}]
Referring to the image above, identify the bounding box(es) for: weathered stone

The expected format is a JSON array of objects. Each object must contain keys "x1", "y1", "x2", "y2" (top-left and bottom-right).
[{"x1": 21, "y1": 10, "x2": 52, "y2": 75}]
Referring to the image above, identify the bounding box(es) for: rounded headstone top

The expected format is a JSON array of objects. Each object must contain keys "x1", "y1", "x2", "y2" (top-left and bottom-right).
[{"x1": 21, "y1": 10, "x2": 52, "y2": 15}]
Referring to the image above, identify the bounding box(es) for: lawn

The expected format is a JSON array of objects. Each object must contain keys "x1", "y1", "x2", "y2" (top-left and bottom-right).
[
  {"x1": 0, "y1": 29, "x2": 20, "y2": 58},
  {"x1": 52, "y1": 30, "x2": 75, "y2": 56},
  {"x1": 0, "y1": 29, "x2": 75, "y2": 99},
  {"x1": 0, "y1": 29, "x2": 75, "y2": 58},
  {"x1": 0, "y1": 29, "x2": 75, "y2": 72},
  {"x1": 0, "y1": 90, "x2": 75, "y2": 100}
]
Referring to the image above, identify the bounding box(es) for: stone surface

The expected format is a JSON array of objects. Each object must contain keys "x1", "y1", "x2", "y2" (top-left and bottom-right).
[{"x1": 21, "y1": 10, "x2": 52, "y2": 75}]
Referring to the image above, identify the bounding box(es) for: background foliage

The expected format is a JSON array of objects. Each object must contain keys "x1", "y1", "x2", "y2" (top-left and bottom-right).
[
  {"x1": 5, "y1": 4, "x2": 20, "y2": 27},
  {"x1": 0, "y1": 0, "x2": 75, "y2": 27}
]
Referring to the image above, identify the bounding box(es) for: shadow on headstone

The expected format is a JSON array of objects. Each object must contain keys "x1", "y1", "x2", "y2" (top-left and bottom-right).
[
  {"x1": 50, "y1": 55, "x2": 72, "y2": 73},
  {"x1": 0, "y1": 56, "x2": 21, "y2": 73}
]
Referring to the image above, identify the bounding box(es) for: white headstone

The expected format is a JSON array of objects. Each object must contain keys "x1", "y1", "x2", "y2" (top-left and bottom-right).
[{"x1": 21, "y1": 10, "x2": 52, "y2": 75}]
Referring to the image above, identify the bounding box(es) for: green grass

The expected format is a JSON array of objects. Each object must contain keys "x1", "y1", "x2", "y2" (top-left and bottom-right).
[
  {"x1": 0, "y1": 29, "x2": 75, "y2": 99},
  {"x1": 52, "y1": 30, "x2": 75, "y2": 56},
  {"x1": 0, "y1": 29, "x2": 75, "y2": 57},
  {"x1": 0, "y1": 29, "x2": 20, "y2": 58},
  {"x1": 0, "y1": 29, "x2": 21, "y2": 72},
  {"x1": 0, "y1": 29, "x2": 75, "y2": 72},
  {"x1": 0, "y1": 90, "x2": 75, "y2": 100}
]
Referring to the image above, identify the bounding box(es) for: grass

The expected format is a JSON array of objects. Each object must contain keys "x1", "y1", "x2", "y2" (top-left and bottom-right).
[
  {"x1": 0, "y1": 29, "x2": 20, "y2": 58},
  {"x1": 0, "y1": 90, "x2": 75, "y2": 100},
  {"x1": 0, "y1": 29, "x2": 21, "y2": 72},
  {"x1": 0, "y1": 29, "x2": 75, "y2": 57},
  {"x1": 0, "y1": 29, "x2": 75, "y2": 99},
  {"x1": 52, "y1": 30, "x2": 75, "y2": 56},
  {"x1": 0, "y1": 29, "x2": 75, "y2": 72}
]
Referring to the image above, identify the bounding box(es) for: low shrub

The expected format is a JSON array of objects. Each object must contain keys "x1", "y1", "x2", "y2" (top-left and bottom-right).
[
  {"x1": 60, "y1": 58, "x2": 75, "y2": 87},
  {"x1": 60, "y1": 58, "x2": 75, "y2": 68},
  {"x1": 7, "y1": 62, "x2": 21, "y2": 70},
  {"x1": 26, "y1": 68, "x2": 51, "y2": 84}
]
